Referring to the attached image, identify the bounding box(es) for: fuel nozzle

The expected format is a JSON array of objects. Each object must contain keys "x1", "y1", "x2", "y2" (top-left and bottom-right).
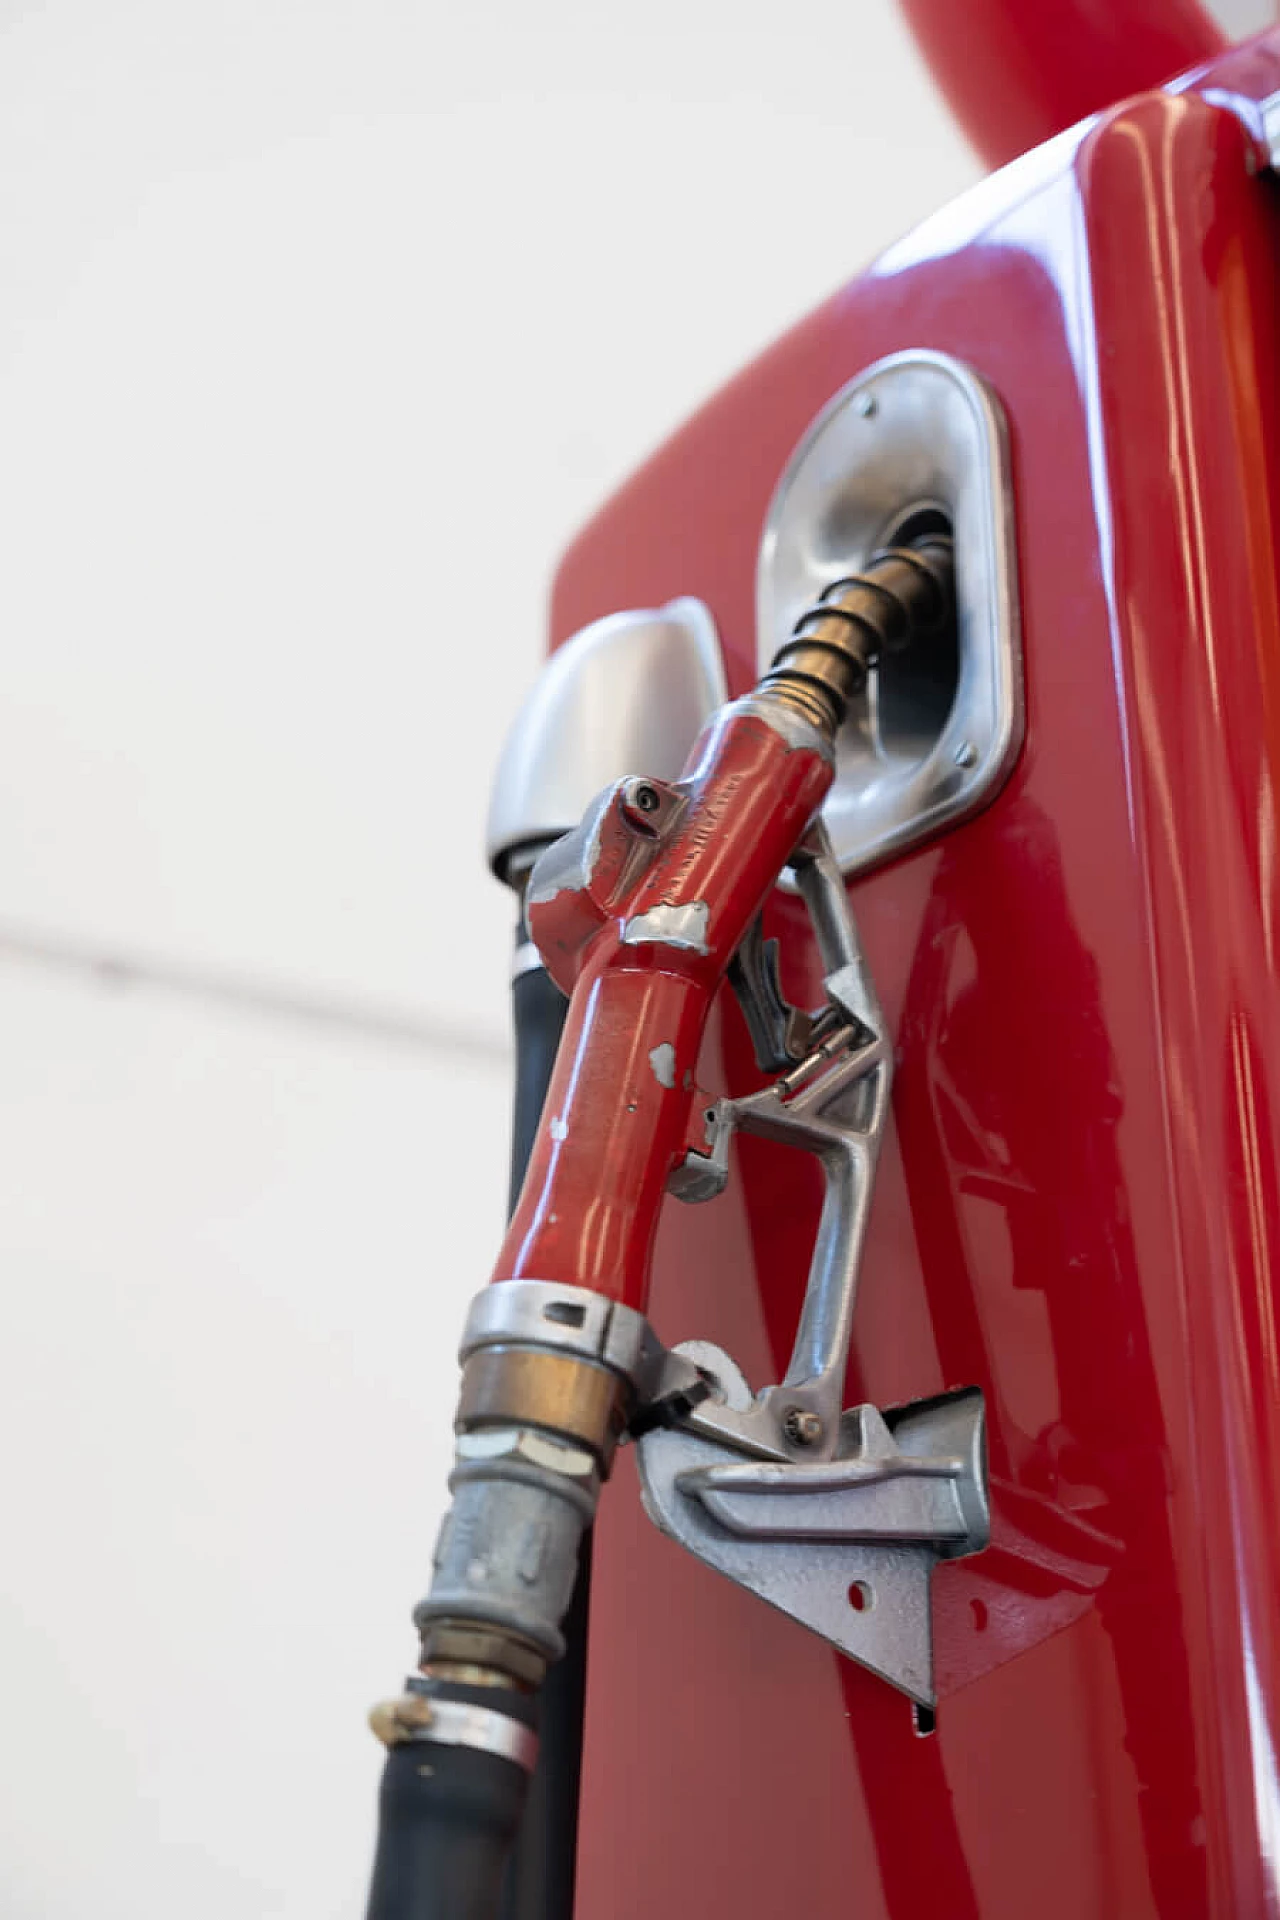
[{"x1": 363, "y1": 533, "x2": 956, "y2": 1920}]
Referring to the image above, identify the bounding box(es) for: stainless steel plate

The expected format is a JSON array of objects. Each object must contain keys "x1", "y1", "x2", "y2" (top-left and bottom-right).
[{"x1": 757, "y1": 350, "x2": 1022, "y2": 880}]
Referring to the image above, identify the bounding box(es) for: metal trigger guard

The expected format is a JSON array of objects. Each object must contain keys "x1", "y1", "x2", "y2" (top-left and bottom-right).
[
  {"x1": 635, "y1": 822, "x2": 989, "y2": 1707},
  {"x1": 666, "y1": 822, "x2": 890, "y2": 1463}
]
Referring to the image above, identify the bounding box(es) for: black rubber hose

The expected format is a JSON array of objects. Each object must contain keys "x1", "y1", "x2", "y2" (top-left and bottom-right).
[
  {"x1": 501, "y1": 919, "x2": 586, "y2": 1920},
  {"x1": 364, "y1": 910, "x2": 583, "y2": 1920},
  {"x1": 499, "y1": 1538, "x2": 590, "y2": 1920},
  {"x1": 506, "y1": 943, "x2": 570, "y2": 1214},
  {"x1": 367, "y1": 1684, "x2": 540, "y2": 1920}
]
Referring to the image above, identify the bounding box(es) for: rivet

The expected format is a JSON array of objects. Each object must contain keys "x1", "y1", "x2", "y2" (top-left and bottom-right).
[
  {"x1": 783, "y1": 1407, "x2": 823, "y2": 1447},
  {"x1": 954, "y1": 740, "x2": 978, "y2": 769},
  {"x1": 857, "y1": 392, "x2": 878, "y2": 419}
]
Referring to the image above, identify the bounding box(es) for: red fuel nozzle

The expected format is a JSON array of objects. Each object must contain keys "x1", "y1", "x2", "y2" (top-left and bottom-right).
[
  {"x1": 499, "y1": 534, "x2": 953, "y2": 1318},
  {"x1": 367, "y1": 537, "x2": 953, "y2": 1920}
]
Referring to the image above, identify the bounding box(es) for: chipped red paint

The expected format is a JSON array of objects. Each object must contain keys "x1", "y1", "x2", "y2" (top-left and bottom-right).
[{"x1": 545, "y1": 37, "x2": 1280, "y2": 1920}]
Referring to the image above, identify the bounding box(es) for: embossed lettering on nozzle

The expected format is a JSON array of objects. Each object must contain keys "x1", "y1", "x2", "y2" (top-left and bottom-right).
[{"x1": 485, "y1": 597, "x2": 728, "y2": 886}]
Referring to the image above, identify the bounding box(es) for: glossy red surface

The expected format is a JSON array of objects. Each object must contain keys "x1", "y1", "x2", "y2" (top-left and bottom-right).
[
  {"x1": 899, "y1": 0, "x2": 1227, "y2": 167},
  {"x1": 501, "y1": 710, "x2": 830, "y2": 1308},
  {"x1": 550, "y1": 39, "x2": 1280, "y2": 1920}
]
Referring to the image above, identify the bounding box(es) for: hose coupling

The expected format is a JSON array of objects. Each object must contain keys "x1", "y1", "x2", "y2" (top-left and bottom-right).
[{"x1": 413, "y1": 1282, "x2": 662, "y2": 1691}]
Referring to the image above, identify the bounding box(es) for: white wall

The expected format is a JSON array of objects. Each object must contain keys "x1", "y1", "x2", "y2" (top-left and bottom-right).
[{"x1": 0, "y1": 4, "x2": 977, "y2": 1914}]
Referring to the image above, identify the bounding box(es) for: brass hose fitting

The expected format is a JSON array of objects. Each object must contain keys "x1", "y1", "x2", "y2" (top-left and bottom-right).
[
  {"x1": 455, "y1": 1347, "x2": 629, "y2": 1464},
  {"x1": 757, "y1": 534, "x2": 955, "y2": 744},
  {"x1": 412, "y1": 1287, "x2": 645, "y2": 1694}
]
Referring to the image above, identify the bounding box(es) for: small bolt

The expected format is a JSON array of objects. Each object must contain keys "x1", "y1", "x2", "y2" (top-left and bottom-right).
[
  {"x1": 633, "y1": 783, "x2": 661, "y2": 813},
  {"x1": 783, "y1": 1407, "x2": 823, "y2": 1447},
  {"x1": 856, "y1": 391, "x2": 878, "y2": 419},
  {"x1": 953, "y1": 740, "x2": 978, "y2": 770}
]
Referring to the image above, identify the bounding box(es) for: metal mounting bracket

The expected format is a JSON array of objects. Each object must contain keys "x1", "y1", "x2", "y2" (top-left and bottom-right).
[
  {"x1": 635, "y1": 825, "x2": 989, "y2": 1707},
  {"x1": 639, "y1": 1356, "x2": 985, "y2": 1706}
]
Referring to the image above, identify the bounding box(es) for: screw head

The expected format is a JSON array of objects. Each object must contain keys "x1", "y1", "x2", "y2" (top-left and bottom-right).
[
  {"x1": 783, "y1": 1407, "x2": 823, "y2": 1447},
  {"x1": 953, "y1": 740, "x2": 978, "y2": 770},
  {"x1": 856, "y1": 391, "x2": 878, "y2": 419}
]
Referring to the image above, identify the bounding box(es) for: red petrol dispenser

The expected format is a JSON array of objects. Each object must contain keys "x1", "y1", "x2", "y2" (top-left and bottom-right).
[{"x1": 360, "y1": 11, "x2": 1280, "y2": 1919}]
